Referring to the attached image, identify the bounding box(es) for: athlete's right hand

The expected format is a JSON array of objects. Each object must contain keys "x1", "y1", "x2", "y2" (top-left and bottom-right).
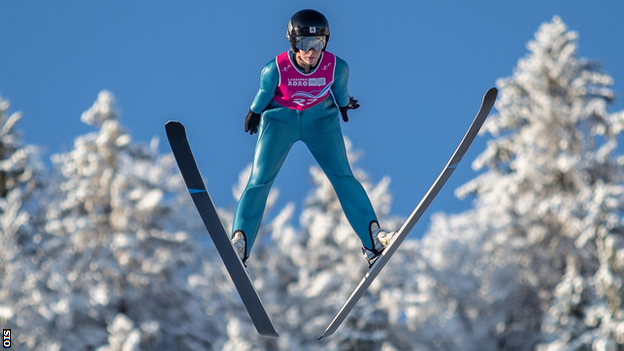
[{"x1": 245, "y1": 110, "x2": 261, "y2": 135}]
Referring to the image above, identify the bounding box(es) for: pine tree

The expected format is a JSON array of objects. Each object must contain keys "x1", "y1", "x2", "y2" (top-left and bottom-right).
[
  {"x1": 519, "y1": 18, "x2": 624, "y2": 350},
  {"x1": 0, "y1": 94, "x2": 43, "y2": 331},
  {"x1": 471, "y1": 16, "x2": 624, "y2": 350},
  {"x1": 394, "y1": 16, "x2": 624, "y2": 351},
  {"x1": 13, "y1": 91, "x2": 222, "y2": 350}
]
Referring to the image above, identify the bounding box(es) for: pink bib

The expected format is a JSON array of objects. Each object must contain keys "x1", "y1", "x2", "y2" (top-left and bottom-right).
[{"x1": 273, "y1": 51, "x2": 336, "y2": 111}]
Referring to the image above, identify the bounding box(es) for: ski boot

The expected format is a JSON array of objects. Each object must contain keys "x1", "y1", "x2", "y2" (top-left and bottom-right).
[
  {"x1": 362, "y1": 221, "x2": 397, "y2": 267},
  {"x1": 231, "y1": 230, "x2": 248, "y2": 266}
]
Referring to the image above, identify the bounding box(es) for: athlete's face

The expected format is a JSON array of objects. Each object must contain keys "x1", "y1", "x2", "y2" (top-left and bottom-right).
[{"x1": 297, "y1": 48, "x2": 322, "y2": 67}]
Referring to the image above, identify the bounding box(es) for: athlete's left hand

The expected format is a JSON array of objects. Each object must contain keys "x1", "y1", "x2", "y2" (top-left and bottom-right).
[{"x1": 339, "y1": 96, "x2": 360, "y2": 122}]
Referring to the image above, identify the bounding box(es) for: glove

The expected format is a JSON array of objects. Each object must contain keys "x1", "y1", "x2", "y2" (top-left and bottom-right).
[
  {"x1": 339, "y1": 96, "x2": 360, "y2": 122},
  {"x1": 244, "y1": 110, "x2": 261, "y2": 135}
]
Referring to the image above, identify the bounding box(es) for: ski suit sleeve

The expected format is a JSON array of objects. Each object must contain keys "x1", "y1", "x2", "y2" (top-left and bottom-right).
[
  {"x1": 250, "y1": 60, "x2": 279, "y2": 114},
  {"x1": 331, "y1": 56, "x2": 351, "y2": 108}
]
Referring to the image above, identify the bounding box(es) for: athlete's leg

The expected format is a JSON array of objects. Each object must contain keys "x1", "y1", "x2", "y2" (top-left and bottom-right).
[
  {"x1": 232, "y1": 109, "x2": 298, "y2": 258},
  {"x1": 302, "y1": 108, "x2": 378, "y2": 250}
]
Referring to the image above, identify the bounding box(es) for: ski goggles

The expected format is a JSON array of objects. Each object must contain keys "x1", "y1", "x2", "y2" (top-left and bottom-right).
[{"x1": 295, "y1": 36, "x2": 326, "y2": 52}]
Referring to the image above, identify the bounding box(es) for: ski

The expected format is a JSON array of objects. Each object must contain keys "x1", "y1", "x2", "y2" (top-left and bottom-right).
[
  {"x1": 318, "y1": 87, "x2": 498, "y2": 340},
  {"x1": 165, "y1": 121, "x2": 279, "y2": 338}
]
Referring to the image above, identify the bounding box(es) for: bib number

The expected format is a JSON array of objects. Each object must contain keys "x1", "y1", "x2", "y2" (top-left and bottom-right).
[{"x1": 293, "y1": 98, "x2": 319, "y2": 107}]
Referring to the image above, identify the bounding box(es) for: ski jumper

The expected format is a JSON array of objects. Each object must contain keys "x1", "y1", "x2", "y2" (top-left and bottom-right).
[{"x1": 232, "y1": 50, "x2": 379, "y2": 257}]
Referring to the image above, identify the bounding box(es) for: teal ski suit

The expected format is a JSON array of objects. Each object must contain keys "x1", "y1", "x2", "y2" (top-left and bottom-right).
[{"x1": 232, "y1": 50, "x2": 379, "y2": 258}]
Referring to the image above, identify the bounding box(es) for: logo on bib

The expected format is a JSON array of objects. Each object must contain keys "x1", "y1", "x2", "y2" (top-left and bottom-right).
[{"x1": 287, "y1": 78, "x2": 327, "y2": 87}]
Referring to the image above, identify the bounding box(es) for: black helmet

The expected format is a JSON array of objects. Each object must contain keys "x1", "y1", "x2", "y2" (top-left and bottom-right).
[{"x1": 286, "y1": 9, "x2": 330, "y2": 52}]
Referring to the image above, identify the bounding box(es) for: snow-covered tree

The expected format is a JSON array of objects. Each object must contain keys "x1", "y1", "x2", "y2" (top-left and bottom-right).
[
  {"x1": 0, "y1": 94, "x2": 43, "y2": 328},
  {"x1": 389, "y1": 16, "x2": 624, "y2": 351},
  {"x1": 502, "y1": 17, "x2": 624, "y2": 351},
  {"x1": 10, "y1": 91, "x2": 222, "y2": 350}
]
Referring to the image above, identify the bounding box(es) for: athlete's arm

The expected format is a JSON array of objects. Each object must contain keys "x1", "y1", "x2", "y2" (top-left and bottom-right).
[
  {"x1": 332, "y1": 57, "x2": 360, "y2": 122},
  {"x1": 332, "y1": 57, "x2": 350, "y2": 108},
  {"x1": 244, "y1": 60, "x2": 279, "y2": 134},
  {"x1": 250, "y1": 60, "x2": 279, "y2": 114}
]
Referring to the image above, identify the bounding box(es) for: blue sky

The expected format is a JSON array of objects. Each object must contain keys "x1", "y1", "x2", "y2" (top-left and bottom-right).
[{"x1": 1, "y1": 1, "x2": 623, "y2": 237}]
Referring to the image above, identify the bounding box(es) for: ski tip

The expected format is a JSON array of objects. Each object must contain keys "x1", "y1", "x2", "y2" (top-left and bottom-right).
[
  {"x1": 165, "y1": 120, "x2": 186, "y2": 136},
  {"x1": 165, "y1": 120, "x2": 182, "y2": 128},
  {"x1": 485, "y1": 87, "x2": 499, "y2": 101}
]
